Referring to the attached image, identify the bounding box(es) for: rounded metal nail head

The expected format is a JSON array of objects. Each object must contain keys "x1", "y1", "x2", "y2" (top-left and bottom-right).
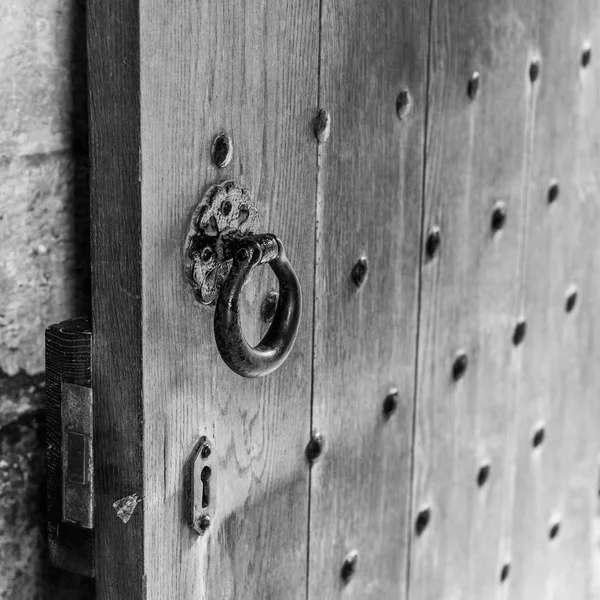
[
  {"x1": 314, "y1": 109, "x2": 331, "y2": 143},
  {"x1": 415, "y1": 506, "x2": 431, "y2": 536},
  {"x1": 351, "y1": 256, "x2": 368, "y2": 288},
  {"x1": 549, "y1": 519, "x2": 561, "y2": 540},
  {"x1": 565, "y1": 286, "x2": 578, "y2": 313},
  {"x1": 529, "y1": 58, "x2": 541, "y2": 83},
  {"x1": 513, "y1": 319, "x2": 527, "y2": 346},
  {"x1": 200, "y1": 247, "x2": 213, "y2": 263},
  {"x1": 532, "y1": 426, "x2": 545, "y2": 448},
  {"x1": 306, "y1": 433, "x2": 324, "y2": 463},
  {"x1": 426, "y1": 226, "x2": 441, "y2": 259},
  {"x1": 582, "y1": 45, "x2": 592, "y2": 68},
  {"x1": 548, "y1": 179, "x2": 560, "y2": 204},
  {"x1": 452, "y1": 351, "x2": 468, "y2": 381},
  {"x1": 491, "y1": 201, "x2": 507, "y2": 232},
  {"x1": 212, "y1": 133, "x2": 233, "y2": 168},
  {"x1": 198, "y1": 515, "x2": 211, "y2": 532},
  {"x1": 341, "y1": 550, "x2": 358, "y2": 584},
  {"x1": 220, "y1": 200, "x2": 233, "y2": 216},
  {"x1": 467, "y1": 71, "x2": 480, "y2": 100},
  {"x1": 396, "y1": 88, "x2": 412, "y2": 120},
  {"x1": 236, "y1": 247, "x2": 251, "y2": 263},
  {"x1": 477, "y1": 462, "x2": 491, "y2": 487},
  {"x1": 383, "y1": 388, "x2": 399, "y2": 419}
]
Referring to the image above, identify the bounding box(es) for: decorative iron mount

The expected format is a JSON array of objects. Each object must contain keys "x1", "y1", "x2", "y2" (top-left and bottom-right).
[{"x1": 184, "y1": 180, "x2": 302, "y2": 378}]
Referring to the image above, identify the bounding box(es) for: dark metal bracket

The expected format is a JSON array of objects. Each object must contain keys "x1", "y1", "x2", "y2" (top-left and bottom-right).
[
  {"x1": 61, "y1": 382, "x2": 94, "y2": 529},
  {"x1": 46, "y1": 318, "x2": 95, "y2": 578},
  {"x1": 184, "y1": 180, "x2": 303, "y2": 378},
  {"x1": 186, "y1": 436, "x2": 216, "y2": 536},
  {"x1": 184, "y1": 180, "x2": 260, "y2": 306}
]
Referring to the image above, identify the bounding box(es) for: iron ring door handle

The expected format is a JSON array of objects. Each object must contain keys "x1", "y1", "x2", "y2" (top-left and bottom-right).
[
  {"x1": 184, "y1": 181, "x2": 302, "y2": 378},
  {"x1": 213, "y1": 234, "x2": 302, "y2": 378}
]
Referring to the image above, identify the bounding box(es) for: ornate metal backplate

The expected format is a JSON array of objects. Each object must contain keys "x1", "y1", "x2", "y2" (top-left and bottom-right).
[{"x1": 184, "y1": 180, "x2": 260, "y2": 305}]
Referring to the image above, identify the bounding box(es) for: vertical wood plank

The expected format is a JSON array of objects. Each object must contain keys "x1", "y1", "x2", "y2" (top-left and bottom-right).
[
  {"x1": 140, "y1": 1, "x2": 319, "y2": 598},
  {"x1": 309, "y1": 1, "x2": 429, "y2": 597},
  {"x1": 506, "y1": 2, "x2": 600, "y2": 597},
  {"x1": 410, "y1": 1, "x2": 537, "y2": 597},
  {"x1": 88, "y1": 0, "x2": 145, "y2": 597}
]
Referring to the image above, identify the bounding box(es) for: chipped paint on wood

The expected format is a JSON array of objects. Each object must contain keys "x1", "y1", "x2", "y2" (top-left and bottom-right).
[{"x1": 113, "y1": 493, "x2": 142, "y2": 523}]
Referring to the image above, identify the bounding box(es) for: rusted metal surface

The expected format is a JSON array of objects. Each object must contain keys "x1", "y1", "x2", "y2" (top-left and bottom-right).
[
  {"x1": 340, "y1": 549, "x2": 359, "y2": 584},
  {"x1": 45, "y1": 318, "x2": 94, "y2": 578},
  {"x1": 185, "y1": 180, "x2": 302, "y2": 378},
  {"x1": 211, "y1": 133, "x2": 233, "y2": 168},
  {"x1": 395, "y1": 89, "x2": 413, "y2": 120},
  {"x1": 313, "y1": 108, "x2": 331, "y2": 143},
  {"x1": 61, "y1": 382, "x2": 94, "y2": 528},
  {"x1": 183, "y1": 180, "x2": 259, "y2": 306},
  {"x1": 212, "y1": 234, "x2": 302, "y2": 378},
  {"x1": 305, "y1": 432, "x2": 324, "y2": 463},
  {"x1": 350, "y1": 256, "x2": 368, "y2": 288}
]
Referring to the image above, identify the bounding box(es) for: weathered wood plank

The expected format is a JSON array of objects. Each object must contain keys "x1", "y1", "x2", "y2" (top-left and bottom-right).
[
  {"x1": 88, "y1": 2, "x2": 600, "y2": 597},
  {"x1": 506, "y1": 3, "x2": 600, "y2": 597},
  {"x1": 139, "y1": 1, "x2": 319, "y2": 598},
  {"x1": 46, "y1": 318, "x2": 94, "y2": 578},
  {"x1": 410, "y1": 1, "x2": 538, "y2": 597},
  {"x1": 88, "y1": 0, "x2": 144, "y2": 596},
  {"x1": 308, "y1": 1, "x2": 429, "y2": 597}
]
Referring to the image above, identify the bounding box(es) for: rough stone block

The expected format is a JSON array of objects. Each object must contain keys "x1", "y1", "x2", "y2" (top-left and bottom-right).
[
  {"x1": 0, "y1": 152, "x2": 90, "y2": 376},
  {"x1": 0, "y1": 0, "x2": 87, "y2": 159}
]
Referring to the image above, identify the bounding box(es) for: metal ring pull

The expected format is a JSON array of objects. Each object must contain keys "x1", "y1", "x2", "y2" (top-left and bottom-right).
[
  {"x1": 214, "y1": 234, "x2": 301, "y2": 378},
  {"x1": 184, "y1": 180, "x2": 302, "y2": 378}
]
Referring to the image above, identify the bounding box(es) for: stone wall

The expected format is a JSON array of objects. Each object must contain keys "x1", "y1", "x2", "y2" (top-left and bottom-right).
[{"x1": 0, "y1": 0, "x2": 93, "y2": 597}]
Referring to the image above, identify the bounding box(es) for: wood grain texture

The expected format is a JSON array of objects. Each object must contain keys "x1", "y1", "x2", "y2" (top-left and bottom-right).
[
  {"x1": 139, "y1": 1, "x2": 319, "y2": 598},
  {"x1": 46, "y1": 318, "x2": 94, "y2": 578},
  {"x1": 308, "y1": 1, "x2": 429, "y2": 598},
  {"x1": 410, "y1": 1, "x2": 538, "y2": 597},
  {"x1": 88, "y1": 0, "x2": 144, "y2": 597},
  {"x1": 87, "y1": 2, "x2": 600, "y2": 597},
  {"x1": 505, "y1": 3, "x2": 600, "y2": 598}
]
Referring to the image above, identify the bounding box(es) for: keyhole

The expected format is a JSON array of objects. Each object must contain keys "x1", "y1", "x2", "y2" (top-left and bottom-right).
[{"x1": 201, "y1": 466, "x2": 211, "y2": 508}]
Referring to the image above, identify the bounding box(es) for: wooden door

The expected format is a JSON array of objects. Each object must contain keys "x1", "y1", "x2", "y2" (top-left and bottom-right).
[
  {"x1": 410, "y1": 1, "x2": 600, "y2": 598},
  {"x1": 85, "y1": 0, "x2": 600, "y2": 598}
]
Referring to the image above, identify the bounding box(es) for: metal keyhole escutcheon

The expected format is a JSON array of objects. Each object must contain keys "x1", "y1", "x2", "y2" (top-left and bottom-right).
[{"x1": 184, "y1": 180, "x2": 302, "y2": 378}]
